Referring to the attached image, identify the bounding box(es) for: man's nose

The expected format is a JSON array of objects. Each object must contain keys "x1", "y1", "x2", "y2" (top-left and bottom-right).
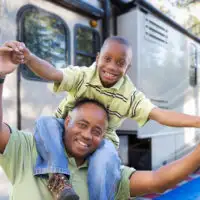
[{"x1": 81, "y1": 129, "x2": 92, "y2": 140}]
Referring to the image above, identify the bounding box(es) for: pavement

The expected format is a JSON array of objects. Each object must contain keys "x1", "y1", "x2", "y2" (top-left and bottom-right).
[{"x1": 0, "y1": 167, "x2": 9, "y2": 200}]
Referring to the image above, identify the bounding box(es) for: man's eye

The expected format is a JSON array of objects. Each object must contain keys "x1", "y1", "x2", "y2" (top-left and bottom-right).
[
  {"x1": 78, "y1": 123, "x2": 87, "y2": 128},
  {"x1": 92, "y1": 130, "x2": 101, "y2": 136}
]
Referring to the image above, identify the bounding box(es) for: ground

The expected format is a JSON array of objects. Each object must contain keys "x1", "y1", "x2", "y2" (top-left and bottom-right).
[{"x1": 0, "y1": 168, "x2": 9, "y2": 200}]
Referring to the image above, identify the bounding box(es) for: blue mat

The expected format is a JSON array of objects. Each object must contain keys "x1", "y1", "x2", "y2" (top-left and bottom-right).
[{"x1": 155, "y1": 177, "x2": 200, "y2": 200}]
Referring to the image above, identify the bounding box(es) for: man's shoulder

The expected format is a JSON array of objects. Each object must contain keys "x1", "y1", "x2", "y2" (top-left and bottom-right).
[{"x1": 8, "y1": 128, "x2": 35, "y2": 150}]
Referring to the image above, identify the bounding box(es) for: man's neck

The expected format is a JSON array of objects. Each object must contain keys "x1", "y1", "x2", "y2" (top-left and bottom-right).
[{"x1": 65, "y1": 150, "x2": 85, "y2": 167}]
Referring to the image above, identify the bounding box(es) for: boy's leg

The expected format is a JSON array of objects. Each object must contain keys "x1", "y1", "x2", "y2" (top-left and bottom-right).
[
  {"x1": 34, "y1": 116, "x2": 69, "y2": 175},
  {"x1": 34, "y1": 116, "x2": 79, "y2": 200},
  {"x1": 88, "y1": 139, "x2": 121, "y2": 200}
]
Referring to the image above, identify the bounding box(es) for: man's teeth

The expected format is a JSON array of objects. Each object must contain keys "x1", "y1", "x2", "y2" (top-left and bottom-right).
[
  {"x1": 77, "y1": 140, "x2": 88, "y2": 147},
  {"x1": 104, "y1": 72, "x2": 115, "y2": 78}
]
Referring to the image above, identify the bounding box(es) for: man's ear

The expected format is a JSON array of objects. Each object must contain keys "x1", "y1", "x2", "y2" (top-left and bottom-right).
[{"x1": 64, "y1": 116, "x2": 71, "y2": 128}]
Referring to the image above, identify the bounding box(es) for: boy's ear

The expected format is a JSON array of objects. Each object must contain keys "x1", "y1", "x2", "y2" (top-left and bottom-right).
[
  {"x1": 96, "y1": 52, "x2": 100, "y2": 64},
  {"x1": 126, "y1": 63, "x2": 131, "y2": 73}
]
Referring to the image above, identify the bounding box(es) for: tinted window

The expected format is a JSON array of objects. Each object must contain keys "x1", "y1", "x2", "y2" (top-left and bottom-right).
[
  {"x1": 75, "y1": 24, "x2": 100, "y2": 66},
  {"x1": 17, "y1": 5, "x2": 70, "y2": 81}
]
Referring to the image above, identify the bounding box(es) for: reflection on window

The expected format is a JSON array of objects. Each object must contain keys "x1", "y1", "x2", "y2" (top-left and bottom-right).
[
  {"x1": 75, "y1": 24, "x2": 100, "y2": 66},
  {"x1": 17, "y1": 5, "x2": 69, "y2": 81}
]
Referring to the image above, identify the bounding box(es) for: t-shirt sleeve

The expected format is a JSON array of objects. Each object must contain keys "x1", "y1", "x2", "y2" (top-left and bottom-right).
[
  {"x1": 115, "y1": 165, "x2": 136, "y2": 200},
  {"x1": 53, "y1": 66, "x2": 84, "y2": 93},
  {"x1": 0, "y1": 129, "x2": 34, "y2": 184},
  {"x1": 128, "y1": 90, "x2": 156, "y2": 127}
]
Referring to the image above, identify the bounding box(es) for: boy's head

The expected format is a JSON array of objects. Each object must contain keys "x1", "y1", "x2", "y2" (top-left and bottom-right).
[
  {"x1": 63, "y1": 98, "x2": 109, "y2": 166},
  {"x1": 96, "y1": 36, "x2": 132, "y2": 88}
]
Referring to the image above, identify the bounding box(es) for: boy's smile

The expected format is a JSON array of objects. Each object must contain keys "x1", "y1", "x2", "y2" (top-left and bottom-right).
[{"x1": 96, "y1": 40, "x2": 132, "y2": 88}]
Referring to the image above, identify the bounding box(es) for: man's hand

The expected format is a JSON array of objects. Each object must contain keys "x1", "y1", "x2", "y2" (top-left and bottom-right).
[{"x1": 0, "y1": 41, "x2": 24, "y2": 76}]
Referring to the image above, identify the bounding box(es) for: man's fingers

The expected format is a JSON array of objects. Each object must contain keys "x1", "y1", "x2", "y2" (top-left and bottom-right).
[
  {"x1": 12, "y1": 51, "x2": 24, "y2": 64},
  {"x1": 3, "y1": 41, "x2": 25, "y2": 52},
  {"x1": 0, "y1": 46, "x2": 13, "y2": 52}
]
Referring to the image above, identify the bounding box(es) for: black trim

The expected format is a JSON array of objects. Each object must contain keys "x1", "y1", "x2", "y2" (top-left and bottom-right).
[
  {"x1": 102, "y1": 0, "x2": 111, "y2": 41},
  {"x1": 17, "y1": 4, "x2": 70, "y2": 82},
  {"x1": 116, "y1": 130, "x2": 137, "y2": 135},
  {"x1": 47, "y1": 0, "x2": 104, "y2": 20}
]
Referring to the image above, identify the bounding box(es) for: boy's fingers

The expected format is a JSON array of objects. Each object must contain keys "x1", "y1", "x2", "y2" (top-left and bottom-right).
[{"x1": 16, "y1": 42, "x2": 25, "y2": 51}]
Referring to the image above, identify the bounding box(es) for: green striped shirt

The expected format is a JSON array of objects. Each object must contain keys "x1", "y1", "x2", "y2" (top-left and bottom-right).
[{"x1": 54, "y1": 63, "x2": 155, "y2": 148}]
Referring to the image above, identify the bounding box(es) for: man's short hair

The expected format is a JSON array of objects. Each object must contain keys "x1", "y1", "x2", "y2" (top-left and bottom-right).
[{"x1": 73, "y1": 98, "x2": 109, "y2": 121}]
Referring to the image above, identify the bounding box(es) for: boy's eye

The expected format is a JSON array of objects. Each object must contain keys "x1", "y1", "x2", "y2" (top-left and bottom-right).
[
  {"x1": 104, "y1": 56, "x2": 111, "y2": 62},
  {"x1": 117, "y1": 59, "x2": 126, "y2": 67}
]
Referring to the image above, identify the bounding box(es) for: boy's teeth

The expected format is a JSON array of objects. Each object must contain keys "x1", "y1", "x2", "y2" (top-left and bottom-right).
[{"x1": 105, "y1": 72, "x2": 115, "y2": 77}]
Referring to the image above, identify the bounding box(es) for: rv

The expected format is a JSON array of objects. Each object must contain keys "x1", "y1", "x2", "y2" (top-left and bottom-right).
[{"x1": 0, "y1": 0, "x2": 200, "y2": 198}]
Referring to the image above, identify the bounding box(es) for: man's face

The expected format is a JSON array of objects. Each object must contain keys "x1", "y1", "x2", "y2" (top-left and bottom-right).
[
  {"x1": 64, "y1": 103, "x2": 107, "y2": 165},
  {"x1": 96, "y1": 40, "x2": 132, "y2": 88}
]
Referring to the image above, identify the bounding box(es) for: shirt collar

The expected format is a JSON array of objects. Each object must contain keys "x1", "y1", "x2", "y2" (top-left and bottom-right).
[
  {"x1": 65, "y1": 150, "x2": 88, "y2": 169},
  {"x1": 91, "y1": 62, "x2": 124, "y2": 90}
]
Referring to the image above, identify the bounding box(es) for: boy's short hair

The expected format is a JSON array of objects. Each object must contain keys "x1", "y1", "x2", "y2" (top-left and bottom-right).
[{"x1": 101, "y1": 36, "x2": 132, "y2": 50}]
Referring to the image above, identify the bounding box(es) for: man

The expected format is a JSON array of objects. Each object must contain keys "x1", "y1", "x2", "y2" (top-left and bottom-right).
[{"x1": 2, "y1": 43, "x2": 200, "y2": 200}]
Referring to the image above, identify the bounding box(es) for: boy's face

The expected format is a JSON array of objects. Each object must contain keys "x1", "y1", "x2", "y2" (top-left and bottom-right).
[{"x1": 96, "y1": 40, "x2": 132, "y2": 88}]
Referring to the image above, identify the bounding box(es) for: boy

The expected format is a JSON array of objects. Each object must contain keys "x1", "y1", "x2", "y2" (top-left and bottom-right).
[{"x1": 8, "y1": 36, "x2": 200, "y2": 200}]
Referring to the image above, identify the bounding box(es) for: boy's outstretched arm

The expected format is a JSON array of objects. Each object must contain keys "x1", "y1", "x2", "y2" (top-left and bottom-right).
[
  {"x1": 129, "y1": 143, "x2": 200, "y2": 196},
  {"x1": 149, "y1": 107, "x2": 200, "y2": 128},
  {"x1": 5, "y1": 41, "x2": 63, "y2": 82}
]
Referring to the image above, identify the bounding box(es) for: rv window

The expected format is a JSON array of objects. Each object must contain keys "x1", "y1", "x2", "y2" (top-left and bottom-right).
[
  {"x1": 74, "y1": 24, "x2": 100, "y2": 66},
  {"x1": 17, "y1": 5, "x2": 70, "y2": 81},
  {"x1": 190, "y1": 44, "x2": 197, "y2": 67}
]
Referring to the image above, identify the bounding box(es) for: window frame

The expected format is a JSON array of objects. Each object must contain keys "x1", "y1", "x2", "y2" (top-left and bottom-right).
[
  {"x1": 74, "y1": 23, "x2": 100, "y2": 66},
  {"x1": 17, "y1": 4, "x2": 70, "y2": 81}
]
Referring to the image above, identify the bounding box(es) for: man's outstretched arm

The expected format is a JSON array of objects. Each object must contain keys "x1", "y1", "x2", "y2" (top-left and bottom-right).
[
  {"x1": 0, "y1": 84, "x2": 11, "y2": 153},
  {"x1": 0, "y1": 44, "x2": 18, "y2": 153},
  {"x1": 129, "y1": 144, "x2": 200, "y2": 197}
]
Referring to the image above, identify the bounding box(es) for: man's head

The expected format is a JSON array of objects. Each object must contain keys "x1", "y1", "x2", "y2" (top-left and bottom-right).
[
  {"x1": 63, "y1": 99, "x2": 109, "y2": 165},
  {"x1": 96, "y1": 36, "x2": 132, "y2": 88}
]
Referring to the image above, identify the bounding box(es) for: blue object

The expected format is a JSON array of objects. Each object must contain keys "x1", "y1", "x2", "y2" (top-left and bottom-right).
[{"x1": 155, "y1": 177, "x2": 200, "y2": 200}]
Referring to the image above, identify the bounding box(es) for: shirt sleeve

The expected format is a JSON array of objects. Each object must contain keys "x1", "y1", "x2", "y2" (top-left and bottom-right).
[
  {"x1": 128, "y1": 89, "x2": 156, "y2": 127},
  {"x1": 53, "y1": 66, "x2": 84, "y2": 93},
  {"x1": 0, "y1": 129, "x2": 34, "y2": 184},
  {"x1": 115, "y1": 165, "x2": 136, "y2": 200}
]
